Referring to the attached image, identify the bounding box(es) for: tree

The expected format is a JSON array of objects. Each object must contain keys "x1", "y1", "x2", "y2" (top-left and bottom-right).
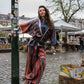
[{"x1": 45, "y1": 0, "x2": 84, "y2": 23}]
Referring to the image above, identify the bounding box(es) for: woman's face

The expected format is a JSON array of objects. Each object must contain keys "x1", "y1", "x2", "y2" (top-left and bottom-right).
[{"x1": 39, "y1": 7, "x2": 46, "y2": 17}]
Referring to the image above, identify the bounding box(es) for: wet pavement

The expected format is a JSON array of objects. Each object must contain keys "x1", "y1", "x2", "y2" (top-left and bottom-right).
[{"x1": 0, "y1": 51, "x2": 82, "y2": 84}]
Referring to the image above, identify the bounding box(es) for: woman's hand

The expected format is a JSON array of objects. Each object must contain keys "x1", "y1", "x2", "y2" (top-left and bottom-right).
[{"x1": 51, "y1": 46, "x2": 55, "y2": 52}]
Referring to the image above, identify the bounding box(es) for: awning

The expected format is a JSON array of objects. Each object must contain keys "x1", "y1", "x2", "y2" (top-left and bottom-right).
[{"x1": 54, "y1": 20, "x2": 80, "y2": 32}]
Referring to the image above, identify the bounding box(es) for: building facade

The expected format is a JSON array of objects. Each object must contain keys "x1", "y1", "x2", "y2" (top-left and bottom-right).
[
  {"x1": 0, "y1": 13, "x2": 32, "y2": 44},
  {"x1": 0, "y1": 13, "x2": 11, "y2": 26},
  {"x1": 69, "y1": 18, "x2": 84, "y2": 29}
]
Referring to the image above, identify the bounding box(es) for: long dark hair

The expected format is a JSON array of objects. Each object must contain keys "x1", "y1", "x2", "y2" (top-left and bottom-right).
[{"x1": 38, "y1": 5, "x2": 54, "y2": 29}]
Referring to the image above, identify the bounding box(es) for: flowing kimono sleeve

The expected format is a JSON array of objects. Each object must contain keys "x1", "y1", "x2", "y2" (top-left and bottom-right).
[
  {"x1": 20, "y1": 19, "x2": 39, "y2": 34},
  {"x1": 50, "y1": 28, "x2": 57, "y2": 46}
]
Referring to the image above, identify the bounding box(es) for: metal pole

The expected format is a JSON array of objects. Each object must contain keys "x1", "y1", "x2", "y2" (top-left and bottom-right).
[
  {"x1": 61, "y1": 29, "x2": 62, "y2": 51},
  {"x1": 11, "y1": 0, "x2": 19, "y2": 84}
]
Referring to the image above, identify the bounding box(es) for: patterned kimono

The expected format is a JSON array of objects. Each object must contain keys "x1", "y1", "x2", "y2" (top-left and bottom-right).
[{"x1": 20, "y1": 19, "x2": 56, "y2": 84}]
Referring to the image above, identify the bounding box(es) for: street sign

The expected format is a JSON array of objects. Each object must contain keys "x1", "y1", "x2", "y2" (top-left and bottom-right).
[{"x1": 11, "y1": 0, "x2": 19, "y2": 84}]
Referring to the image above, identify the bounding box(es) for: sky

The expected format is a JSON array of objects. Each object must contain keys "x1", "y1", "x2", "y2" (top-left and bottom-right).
[{"x1": 0, "y1": 0, "x2": 84, "y2": 20}]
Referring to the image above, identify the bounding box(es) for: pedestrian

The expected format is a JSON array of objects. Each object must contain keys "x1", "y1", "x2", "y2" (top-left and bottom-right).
[
  {"x1": 56, "y1": 32, "x2": 59, "y2": 47},
  {"x1": 19, "y1": 5, "x2": 56, "y2": 84},
  {"x1": 79, "y1": 35, "x2": 84, "y2": 53},
  {"x1": 56, "y1": 32, "x2": 59, "y2": 41}
]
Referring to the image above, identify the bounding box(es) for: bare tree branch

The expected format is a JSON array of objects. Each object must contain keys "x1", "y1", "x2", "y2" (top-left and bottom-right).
[
  {"x1": 45, "y1": 0, "x2": 84, "y2": 23},
  {"x1": 68, "y1": 8, "x2": 80, "y2": 22},
  {"x1": 67, "y1": 0, "x2": 71, "y2": 15},
  {"x1": 59, "y1": 0, "x2": 66, "y2": 19}
]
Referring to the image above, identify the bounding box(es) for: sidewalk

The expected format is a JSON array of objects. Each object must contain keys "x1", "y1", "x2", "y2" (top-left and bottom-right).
[{"x1": 0, "y1": 51, "x2": 82, "y2": 84}]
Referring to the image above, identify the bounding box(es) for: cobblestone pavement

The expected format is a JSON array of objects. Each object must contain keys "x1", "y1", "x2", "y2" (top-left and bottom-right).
[{"x1": 0, "y1": 51, "x2": 82, "y2": 84}]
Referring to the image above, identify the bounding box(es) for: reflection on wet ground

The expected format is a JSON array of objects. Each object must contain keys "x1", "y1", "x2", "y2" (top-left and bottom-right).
[{"x1": 0, "y1": 51, "x2": 82, "y2": 84}]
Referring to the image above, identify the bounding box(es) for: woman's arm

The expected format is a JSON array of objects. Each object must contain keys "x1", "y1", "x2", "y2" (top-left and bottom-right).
[
  {"x1": 19, "y1": 19, "x2": 39, "y2": 33},
  {"x1": 19, "y1": 25, "x2": 22, "y2": 33},
  {"x1": 50, "y1": 28, "x2": 57, "y2": 52},
  {"x1": 20, "y1": 22, "x2": 29, "y2": 33}
]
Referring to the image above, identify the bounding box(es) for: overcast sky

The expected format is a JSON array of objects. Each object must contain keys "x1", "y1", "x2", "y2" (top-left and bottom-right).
[
  {"x1": 0, "y1": 0, "x2": 47, "y2": 17},
  {"x1": 19, "y1": 0, "x2": 47, "y2": 17},
  {"x1": 0, "y1": 0, "x2": 84, "y2": 20}
]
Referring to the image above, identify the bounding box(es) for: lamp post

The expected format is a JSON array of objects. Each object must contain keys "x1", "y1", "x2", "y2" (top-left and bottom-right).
[{"x1": 11, "y1": 0, "x2": 19, "y2": 84}]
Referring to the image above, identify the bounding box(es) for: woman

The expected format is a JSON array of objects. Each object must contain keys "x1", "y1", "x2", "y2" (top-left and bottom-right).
[{"x1": 20, "y1": 5, "x2": 56, "y2": 84}]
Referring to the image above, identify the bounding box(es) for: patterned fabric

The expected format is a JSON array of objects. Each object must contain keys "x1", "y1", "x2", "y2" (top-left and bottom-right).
[
  {"x1": 20, "y1": 19, "x2": 56, "y2": 84},
  {"x1": 25, "y1": 46, "x2": 46, "y2": 84},
  {"x1": 20, "y1": 19, "x2": 56, "y2": 46},
  {"x1": 20, "y1": 19, "x2": 42, "y2": 38}
]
